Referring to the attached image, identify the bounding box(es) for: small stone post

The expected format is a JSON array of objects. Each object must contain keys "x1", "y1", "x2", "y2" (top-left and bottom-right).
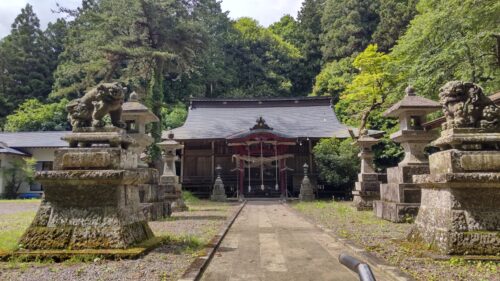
[
  {"x1": 211, "y1": 164, "x2": 227, "y2": 201},
  {"x1": 158, "y1": 133, "x2": 188, "y2": 211},
  {"x1": 299, "y1": 163, "x2": 315, "y2": 201},
  {"x1": 374, "y1": 86, "x2": 441, "y2": 222},
  {"x1": 352, "y1": 134, "x2": 382, "y2": 210},
  {"x1": 409, "y1": 81, "x2": 500, "y2": 255}
]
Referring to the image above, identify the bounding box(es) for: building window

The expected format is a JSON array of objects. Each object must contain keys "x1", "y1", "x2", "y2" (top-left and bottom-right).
[{"x1": 30, "y1": 161, "x2": 53, "y2": 191}]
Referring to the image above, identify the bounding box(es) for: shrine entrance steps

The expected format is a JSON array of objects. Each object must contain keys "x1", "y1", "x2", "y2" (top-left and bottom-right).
[{"x1": 200, "y1": 201, "x2": 392, "y2": 281}]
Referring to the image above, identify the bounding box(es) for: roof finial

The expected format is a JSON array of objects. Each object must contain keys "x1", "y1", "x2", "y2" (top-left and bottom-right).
[{"x1": 405, "y1": 85, "x2": 416, "y2": 96}]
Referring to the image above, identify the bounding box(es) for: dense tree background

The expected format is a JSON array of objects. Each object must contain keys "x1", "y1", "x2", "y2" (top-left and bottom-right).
[{"x1": 0, "y1": 0, "x2": 498, "y2": 187}]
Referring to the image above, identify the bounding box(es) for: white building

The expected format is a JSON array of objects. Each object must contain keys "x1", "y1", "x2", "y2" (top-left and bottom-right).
[{"x1": 0, "y1": 131, "x2": 68, "y2": 197}]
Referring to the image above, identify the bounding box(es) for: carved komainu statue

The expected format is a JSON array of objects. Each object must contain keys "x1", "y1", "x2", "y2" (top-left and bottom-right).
[
  {"x1": 67, "y1": 82, "x2": 126, "y2": 129},
  {"x1": 439, "y1": 81, "x2": 499, "y2": 130}
]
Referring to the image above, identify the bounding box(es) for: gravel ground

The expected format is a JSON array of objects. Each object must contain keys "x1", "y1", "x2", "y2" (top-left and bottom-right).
[
  {"x1": 0, "y1": 200, "x2": 240, "y2": 281},
  {"x1": 0, "y1": 200, "x2": 40, "y2": 215},
  {"x1": 292, "y1": 201, "x2": 499, "y2": 281}
]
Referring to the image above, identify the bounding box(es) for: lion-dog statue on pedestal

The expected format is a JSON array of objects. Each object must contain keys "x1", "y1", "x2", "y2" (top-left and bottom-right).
[{"x1": 67, "y1": 82, "x2": 126, "y2": 129}]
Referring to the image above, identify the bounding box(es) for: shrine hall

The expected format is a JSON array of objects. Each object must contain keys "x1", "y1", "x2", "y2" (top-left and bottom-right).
[{"x1": 166, "y1": 97, "x2": 366, "y2": 199}]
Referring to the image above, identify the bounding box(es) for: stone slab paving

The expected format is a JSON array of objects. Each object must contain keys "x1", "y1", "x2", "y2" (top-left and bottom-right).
[{"x1": 201, "y1": 201, "x2": 393, "y2": 281}]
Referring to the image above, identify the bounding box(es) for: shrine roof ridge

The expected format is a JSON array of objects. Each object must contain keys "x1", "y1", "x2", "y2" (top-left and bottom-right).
[{"x1": 189, "y1": 96, "x2": 332, "y2": 108}]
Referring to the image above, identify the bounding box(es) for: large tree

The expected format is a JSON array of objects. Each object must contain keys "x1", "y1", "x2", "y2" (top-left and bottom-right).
[
  {"x1": 53, "y1": 0, "x2": 208, "y2": 143},
  {"x1": 222, "y1": 18, "x2": 302, "y2": 98},
  {"x1": 0, "y1": 4, "x2": 56, "y2": 123},
  {"x1": 320, "y1": 0, "x2": 379, "y2": 61},
  {"x1": 391, "y1": 0, "x2": 500, "y2": 98},
  {"x1": 371, "y1": 0, "x2": 417, "y2": 52},
  {"x1": 296, "y1": 0, "x2": 325, "y2": 91}
]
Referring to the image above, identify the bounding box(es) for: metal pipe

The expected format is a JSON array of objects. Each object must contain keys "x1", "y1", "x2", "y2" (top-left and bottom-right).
[{"x1": 338, "y1": 253, "x2": 376, "y2": 281}]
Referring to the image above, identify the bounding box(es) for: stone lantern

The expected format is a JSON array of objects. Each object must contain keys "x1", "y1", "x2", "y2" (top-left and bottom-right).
[
  {"x1": 299, "y1": 163, "x2": 315, "y2": 201},
  {"x1": 158, "y1": 132, "x2": 187, "y2": 211},
  {"x1": 352, "y1": 134, "x2": 382, "y2": 210},
  {"x1": 122, "y1": 92, "x2": 159, "y2": 167},
  {"x1": 211, "y1": 164, "x2": 227, "y2": 201},
  {"x1": 374, "y1": 86, "x2": 441, "y2": 222}
]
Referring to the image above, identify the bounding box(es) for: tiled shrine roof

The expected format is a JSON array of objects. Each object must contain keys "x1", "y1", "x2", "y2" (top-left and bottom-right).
[{"x1": 165, "y1": 97, "x2": 379, "y2": 140}]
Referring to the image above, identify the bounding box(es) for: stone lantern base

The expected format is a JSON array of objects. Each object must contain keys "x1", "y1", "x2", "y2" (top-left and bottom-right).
[
  {"x1": 409, "y1": 139, "x2": 500, "y2": 254},
  {"x1": 374, "y1": 164, "x2": 428, "y2": 222},
  {"x1": 352, "y1": 173, "x2": 383, "y2": 210}
]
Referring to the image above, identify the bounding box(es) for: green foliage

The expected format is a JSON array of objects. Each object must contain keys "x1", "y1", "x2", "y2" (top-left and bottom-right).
[
  {"x1": 182, "y1": 191, "x2": 201, "y2": 205},
  {"x1": 336, "y1": 44, "x2": 395, "y2": 130},
  {"x1": 296, "y1": 0, "x2": 325, "y2": 89},
  {"x1": 268, "y1": 15, "x2": 301, "y2": 47},
  {"x1": 0, "y1": 4, "x2": 63, "y2": 123},
  {"x1": 0, "y1": 158, "x2": 36, "y2": 199},
  {"x1": 4, "y1": 99, "x2": 68, "y2": 132},
  {"x1": 313, "y1": 138, "x2": 360, "y2": 193},
  {"x1": 371, "y1": 0, "x2": 417, "y2": 52},
  {"x1": 312, "y1": 56, "x2": 356, "y2": 102},
  {"x1": 320, "y1": 0, "x2": 379, "y2": 61},
  {"x1": 391, "y1": 0, "x2": 500, "y2": 98},
  {"x1": 161, "y1": 103, "x2": 188, "y2": 130},
  {"x1": 223, "y1": 18, "x2": 302, "y2": 97}
]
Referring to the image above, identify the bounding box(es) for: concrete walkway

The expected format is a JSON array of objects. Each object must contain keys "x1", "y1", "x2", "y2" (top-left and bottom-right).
[{"x1": 201, "y1": 201, "x2": 392, "y2": 281}]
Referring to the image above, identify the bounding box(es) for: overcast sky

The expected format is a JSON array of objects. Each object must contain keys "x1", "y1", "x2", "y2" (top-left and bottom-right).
[{"x1": 0, "y1": 0, "x2": 303, "y2": 39}]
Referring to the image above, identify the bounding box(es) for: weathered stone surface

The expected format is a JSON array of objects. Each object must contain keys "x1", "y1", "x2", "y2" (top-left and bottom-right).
[
  {"x1": 432, "y1": 128, "x2": 500, "y2": 150},
  {"x1": 62, "y1": 127, "x2": 135, "y2": 149},
  {"x1": 211, "y1": 180, "x2": 227, "y2": 201},
  {"x1": 374, "y1": 87, "x2": 439, "y2": 221},
  {"x1": 373, "y1": 201, "x2": 419, "y2": 223},
  {"x1": 66, "y1": 82, "x2": 126, "y2": 129},
  {"x1": 299, "y1": 164, "x2": 315, "y2": 201},
  {"x1": 19, "y1": 131, "x2": 155, "y2": 251},
  {"x1": 409, "y1": 81, "x2": 500, "y2": 255},
  {"x1": 55, "y1": 148, "x2": 137, "y2": 170}
]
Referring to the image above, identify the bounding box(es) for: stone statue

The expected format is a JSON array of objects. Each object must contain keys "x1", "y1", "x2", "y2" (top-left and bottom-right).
[
  {"x1": 67, "y1": 82, "x2": 126, "y2": 129},
  {"x1": 439, "y1": 81, "x2": 499, "y2": 130}
]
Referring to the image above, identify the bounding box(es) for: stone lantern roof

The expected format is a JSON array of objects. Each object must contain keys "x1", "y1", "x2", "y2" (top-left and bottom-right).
[
  {"x1": 122, "y1": 92, "x2": 159, "y2": 123},
  {"x1": 158, "y1": 132, "x2": 184, "y2": 151},
  {"x1": 384, "y1": 86, "x2": 441, "y2": 117}
]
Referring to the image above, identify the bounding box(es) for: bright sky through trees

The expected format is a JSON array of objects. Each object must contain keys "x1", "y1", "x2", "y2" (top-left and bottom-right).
[{"x1": 0, "y1": 0, "x2": 303, "y2": 38}]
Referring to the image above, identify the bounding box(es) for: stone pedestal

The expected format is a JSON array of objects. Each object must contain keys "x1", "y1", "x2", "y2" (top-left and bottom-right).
[
  {"x1": 374, "y1": 164, "x2": 429, "y2": 222},
  {"x1": 211, "y1": 165, "x2": 227, "y2": 201},
  {"x1": 410, "y1": 129, "x2": 500, "y2": 255},
  {"x1": 19, "y1": 128, "x2": 154, "y2": 250},
  {"x1": 352, "y1": 135, "x2": 381, "y2": 210},
  {"x1": 299, "y1": 164, "x2": 315, "y2": 201},
  {"x1": 374, "y1": 86, "x2": 441, "y2": 222}
]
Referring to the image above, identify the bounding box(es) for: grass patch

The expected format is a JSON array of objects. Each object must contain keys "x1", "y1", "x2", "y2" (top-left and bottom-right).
[
  {"x1": 0, "y1": 211, "x2": 36, "y2": 251},
  {"x1": 0, "y1": 199, "x2": 41, "y2": 204},
  {"x1": 182, "y1": 191, "x2": 201, "y2": 205}
]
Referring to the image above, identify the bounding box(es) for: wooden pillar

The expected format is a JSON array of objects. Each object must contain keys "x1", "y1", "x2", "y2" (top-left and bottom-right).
[
  {"x1": 239, "y1": 159, "x2": 244, "y2": 198},
  {"x1": 211, "y1": 141, "x2": 215, "y2": 183},
  {"x1": 308, "y1": 139, "x2": 313, "y2": 172},
  {"x1": 180, "y1": 142, "x2": 184, "y2": 183},
  {"x1": 280, "y1": 159, "x2": 286, "y2": 198}
]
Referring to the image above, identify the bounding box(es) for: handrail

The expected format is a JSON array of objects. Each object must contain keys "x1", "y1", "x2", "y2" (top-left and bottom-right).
[{"x1": 339, "y1": 253, "x2": 377, "y2": 281}]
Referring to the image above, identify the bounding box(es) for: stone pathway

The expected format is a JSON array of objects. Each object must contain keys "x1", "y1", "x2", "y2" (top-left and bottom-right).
[{"x1": 201, "y1": 201, "x2": 392, "y2": 281}]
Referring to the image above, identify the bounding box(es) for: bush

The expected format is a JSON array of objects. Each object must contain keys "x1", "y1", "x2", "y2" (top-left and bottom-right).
[
  {"x1": 313, "y1": 138, "x2": 360, "y2": 194},
  {"x1": 4, "y1": 99, "x2": 69, "y2": 132}
]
